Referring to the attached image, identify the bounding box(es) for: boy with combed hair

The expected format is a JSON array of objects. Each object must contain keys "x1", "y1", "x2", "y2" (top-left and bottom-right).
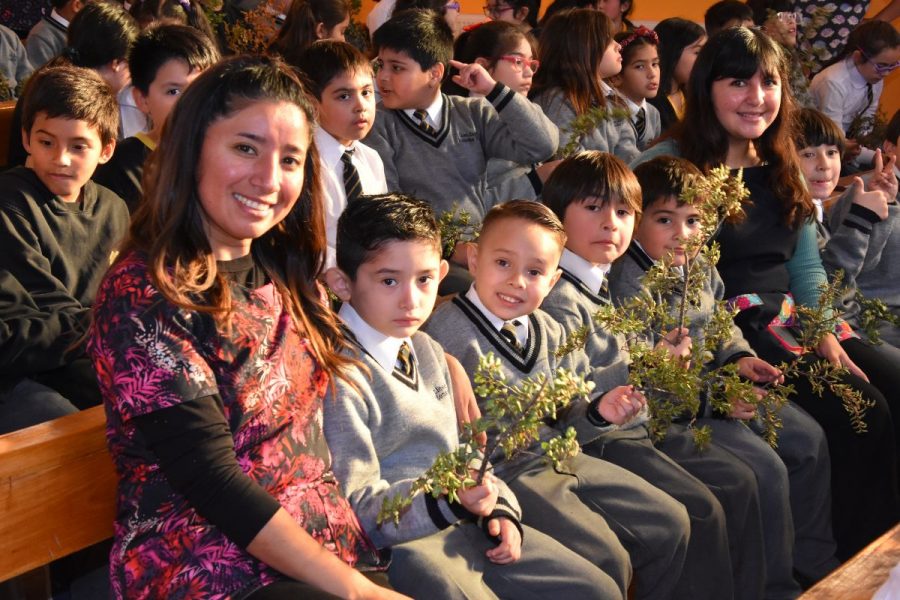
[
  {"x1": 297, "y1": 40, "x2": 388, "y2": 268},
  {"x1": 322, "y1": 193, "x2": 621, "y2": 598},
  {"x1": 611, "y1": 154, "x2": 839, "y2": 589},
  {"x1": 423, "y1": 199, "x2": 691, "y2": 600},
  {"x1": 0, "y1": 64, "x2": 126, "y2": 433},
  {"x1": 365, "y1": 9, "x2": 558, "y2": 293}
]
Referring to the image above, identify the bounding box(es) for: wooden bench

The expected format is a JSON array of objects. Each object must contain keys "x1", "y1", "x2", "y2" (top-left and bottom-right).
[
  {"x1": 0, "y1": 406, "x2": 116, "y2": 584},
  {"x1": 800, "y1": 522, "x2": 900, "y2": 599},
  {"x1": 0, "y1": 99, "x2": 17, "y2": 169}
]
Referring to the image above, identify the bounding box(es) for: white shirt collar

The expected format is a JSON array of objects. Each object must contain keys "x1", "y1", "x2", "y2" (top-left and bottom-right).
[
  {"x1": 403, "y1": 93, "x2": 443, "y2": 127},
  {"x1": 812, "y1": 198, "x2": 825, "y2": 223},
  {"x1": 338, "y1": 302, "x2": 413, "y2": 373},
  {"x1": 464, "y1": 284, "x2": 529, "y2": 346},
  {"x1": 49, "y1": 9, "x2": 69, "y2": 27},
  {"x1": 560, "y1": 248, "x2": 609, "y2": 295},
  {"x1": 845, "y1": 57, "x2": 870, "y2": 90},
  {"x1": 622, "y1": 95, "x2": 647, "y2": 118},
  {"x1": 314, "y1": 127, "x2": 356, "y2": 170}
]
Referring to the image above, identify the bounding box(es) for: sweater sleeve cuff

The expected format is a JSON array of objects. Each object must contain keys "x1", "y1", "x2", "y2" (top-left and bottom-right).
[
  {"x1": 485, "y1": 82, "x2": 514, "y2": 112},
  {"x1": 722, "y1": 351, "x2": 754, "y2": 366},
  {"x1": 848, "y1": 202, "x2": 882, "y2": 224},
  {"x1": 424, "y1": 493, "x2": 475, "y2": 530},
  {"x1": 481, "y1": 499, "x2": 524, "y2": 542},
  {"x1": 587, "y1": 394, "x2": 614, "y2": 428}
]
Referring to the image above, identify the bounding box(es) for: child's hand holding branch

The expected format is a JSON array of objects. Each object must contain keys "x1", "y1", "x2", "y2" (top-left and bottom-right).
[
  {"x1": 597, "y1": 385, "x2": 647, "y2": 424},
  {"x1": 457, "y1": 472, "x2": 499, "y2": 517}
]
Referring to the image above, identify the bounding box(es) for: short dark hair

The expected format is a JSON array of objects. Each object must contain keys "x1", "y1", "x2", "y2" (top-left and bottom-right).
[
  {"x1": 65, "y1": 0, "x2": 138, "y2": 69},
  {"x1": 336, "y1": 193, "x2": 442, "y2": 279},
  {"x1": 885, "y1": 110, "x2": 900, "y2": 147},
  {"x1": 704, "y1": 0, "x2": 753, "y2": 35},
  {"x1": 129, "y1": 24, "x2": 220, "y2": 94},
  {"x1": 632, "y1": 155, "x2": 703, "y2": 210},
  {"x1": 21, "y1": 64, "x2": 119, "y2": 146},
  {"x1": 481, "y1": 200, "x2": 567, "y2": 249},
  {"x1": 297, "y1": 40, "x2": 373, "y2": 99},
  {"x1": 373, "y1": 9, "x2": 453, "y2": 70},
  {"x1": 542, "y1": 151, "x2": 642, "y2": 220},
  {"x1": 793, "y1": 107, "x2": 846, "y2": 154},
  {"x1": 846, "y1": 19, "x2": 900, "y2": 61}
]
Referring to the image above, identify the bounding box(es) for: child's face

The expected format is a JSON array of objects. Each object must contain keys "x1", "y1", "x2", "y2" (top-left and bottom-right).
[
  {"x1": 317, "y1": 14, "x2": 351, "y2": 41},
  {"x1": 854, "y1": 46, "x2": 900, "y2": 84},
  {"x1": 316, "y1": 68, "x2": 376, "y2": 146},
  {"x1": 711, "y1": 68, "x2": 781, "y2": 144},
  {"x1": 336, "y1": 240, "x2": 448, "y2": 339},
  {"x1": 376, "y1": 48, "x2": 443, "y2": 110},
  {"x1": 563, "y1": 196, "x2": 635, "y2": 265},
  {"x1": 22, "y1": 113, "x2": 115, "y2": 203},
  {"x1": 196, "y1": 100, "x2": 309, "y2": 260},
  {"x1": 598, "y1": 40, "x2": 623, "y2": 79},
  {"x1": 634, "y1": 196, "x2": 701, "y2": 267},
  {"x1": 798, "y1": 143, "x2": 841, "y2": 199},
  {"x1": 597, "y1": 0, "x2": 627, "y2": 26},
  {"x1": 487, "y1": 37, "x2": 536, "y2": 95},
  {"x1": 673, "y1": 36, "x2": 706, "y2": 89},
  {"x1": 134, "y1": 59, "x2": 203, "y2": 139},
  {"x1": 617, "y1": 44, "x2": 660, "y2": 102},
  {"x1": 468, "y1": 217, "x2": 563, "y2": 321}
]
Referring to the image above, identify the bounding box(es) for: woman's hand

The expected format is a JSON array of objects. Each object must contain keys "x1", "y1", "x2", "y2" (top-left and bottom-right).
[
  {"x1": 484, "y1": 517, "x2": 522, "y2": 565},
  {"x1": 815, "y1": 333, "x2": 869, "y2": 382},
  {"x1": 596, "y1": 385, "x2": 646, "y2": 425},
  {"x1": 449, "y1": 59, "x2": 498, "y2": 96}
]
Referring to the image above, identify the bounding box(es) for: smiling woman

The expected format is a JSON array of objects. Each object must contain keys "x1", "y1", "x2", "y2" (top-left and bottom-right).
[{"x1": 87, "y1": 55, "x2": 403, "y2": 600}]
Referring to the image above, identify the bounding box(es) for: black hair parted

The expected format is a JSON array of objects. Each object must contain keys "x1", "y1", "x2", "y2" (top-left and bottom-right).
[
  {"x1": 542, "y1": 151, "x2": 642, "y2": 220},
  {"x1": 297, "y1": 40, "x2": 373, "y2": 99},
  {"x1": 632, "y1": 155, "x2": 703, "y2": 210},
  {"x1": 336, "y1": 193, "x2": 442, "y2": 279},
  {"x1": 373, "y1": 9, "x2": 453, "y2": 70},
  {"x1": 793, "y1": 107, "x2": 846, "y2": 154},
  {"x1": 129, "y1": 23, "x2": 220, "y2": 94},
  {"x1": 66, "y1": 0, "x2": 138, "y2": 69}
]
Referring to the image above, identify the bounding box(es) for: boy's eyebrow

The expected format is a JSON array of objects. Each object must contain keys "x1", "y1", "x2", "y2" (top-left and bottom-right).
[{"x1": 34, "y1": 129, "x2": 94, "y2": 144}]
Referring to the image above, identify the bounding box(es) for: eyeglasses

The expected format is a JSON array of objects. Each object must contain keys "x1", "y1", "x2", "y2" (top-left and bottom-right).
[
  {"x1": 859, "y1": 47, "x2": 900, "y2": 76},
  {"x1": 444, "y1": 1, "x2": 460, "y2": 10},
  {"x1": 498, "y1": 55, "x2": 540, "y2": 73},
  {"x1": 775, "y1": 11, "x2": 797, "y2": 24},
  {"x1": 483, "y1": 3, "x2": 513, "y2": 17}
]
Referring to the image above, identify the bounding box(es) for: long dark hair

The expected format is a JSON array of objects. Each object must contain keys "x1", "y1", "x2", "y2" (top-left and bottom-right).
[
  {"x1": 124, "y1": 55, "x2": 354, "y2": 376},
  {"x1": 673, "y1": 27, "x2": 812, "y2": 228},
  {"x1": 268, "y1": 0, "x2": 351, "y2": 65},
  {"x1": 444, "y1": 21, "x2": 533, "y2": 96},
  {"x1": 531, "y1": 8, "x2": 615, "y2": 113},
  {"x1": 653, "y1": 17, "x2": 705, "y2": 97}
]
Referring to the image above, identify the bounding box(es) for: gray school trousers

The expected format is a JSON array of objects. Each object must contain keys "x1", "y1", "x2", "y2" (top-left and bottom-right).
[
  {"x1": 506, "y1": 453, "x2": 690, "y2": 600},
  {"x1": 387, "y1": 521, "x2": 622, "y2": 600}
]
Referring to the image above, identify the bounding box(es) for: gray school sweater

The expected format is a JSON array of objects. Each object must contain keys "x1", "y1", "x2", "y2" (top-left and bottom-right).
[
  {"x1": 25, "y1": 16, "x2": 66, "y2": 69},
  {"x1": 531, "y1": 87, "x2": 639, "y2": 164},
  {"x1": 608, "y1": 244, "x2": 756, "y2": 416},
  {"x1": 323, "y1": 329, "x2": 521, "y2": 549},
  {"x1": 364, "y1": 84, "x2": 558, "y2": 226},
  {"x1": 422, "y1": 294, "x2": 612, "y2": 479},
  {"x1": 821, "y1": 184, "x2": 900, "y2": 346},
  {"x1": 541, "y1": 267, "x2": 648, "y2": 429}
]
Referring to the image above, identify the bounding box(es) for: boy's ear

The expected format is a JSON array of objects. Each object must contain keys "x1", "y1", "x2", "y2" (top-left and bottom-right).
[
  {"x1": 548, "y1": 267, "x2": 562, "y2": 290},
  {"x1": 851, "y1": 49, "x2": 865, "y2": 66},
  {"x1": 514, "y1": 6, "x2": 529, "y2": 21},
  {"x1": 20, "y1": 128, "x2": 31, "y2": 155},
  {"x1": 132, "y1": 86, "x2": 151, "y2": 116},
  {"x1": 438, "y1": 259, "x2": 450, "y2": 282},
  {"x1": 98, "y1": 139, "x2": 116, "y2": 165},
  {"x1": 466, "y1": 242, "x2": 479, "y2": 275},
  {"x1": 429, "y1": 62, "x2": 445, "y2": 88},
  {"x1": 323, "y1": 267, "x2": 353, "y2": 302}
]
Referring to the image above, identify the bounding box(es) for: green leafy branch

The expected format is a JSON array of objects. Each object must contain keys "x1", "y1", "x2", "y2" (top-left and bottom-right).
[
  {"x1": 856, "y1": 293, "x2": 900, "y2": 345},
  {"x1": 377, "y1": 353, "x2": 588, "y2": 525},
  {"x1": 437, "y1": 206, "x2": 479, "y2": 260},
  {"x1": 556, "y1": 105, "x2": 632, "y2": 160}
]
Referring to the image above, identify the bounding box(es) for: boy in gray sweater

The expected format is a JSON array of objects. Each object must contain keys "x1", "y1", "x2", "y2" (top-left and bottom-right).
[
  {"x1": 423, "y1": 200, "x2": 691, "y2": 600},
  {"x1": 612, "y1": 155, "x2": 839, "y2": 590},
  {"x1": 364, "y1": 10, "x2": 558, "y2": 293},
  {"x1": 322, "y1": 194, "x2": 620, "y2": 599}
]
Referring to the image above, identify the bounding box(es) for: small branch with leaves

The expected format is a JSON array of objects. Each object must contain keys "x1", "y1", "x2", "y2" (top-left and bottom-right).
[
  {"x1": 377, "y1": 353, "x2": 589, "y2": 525},
  {"x1": 437, "y1": 206, "x2": 479, "y2": 260},
  {"x1": 856, "y1": 292, "x2": 900, "y2": 345},
  {"x1": 556, "y1": 105, "x2": 632, "y2": 160}
]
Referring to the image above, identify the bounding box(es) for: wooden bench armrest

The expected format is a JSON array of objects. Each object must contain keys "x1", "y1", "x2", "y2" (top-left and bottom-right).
[{"x1": 0, "y1": 406, "x2": 117, "y2": 583}]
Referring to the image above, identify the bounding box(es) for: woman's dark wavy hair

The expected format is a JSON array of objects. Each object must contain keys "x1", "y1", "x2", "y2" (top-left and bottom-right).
[
  {"x1": 268, "y1": 0, "x2": 351, "y2": 66},
  {"x1": 124, "y1": 54, "x2": 355, "y2": 377},
  {"x1": 444, "y1": 21, "x2": 534, "y2": 96},
  {"x1": 532, "y1": 8, "x2": 615, "y2": 114},
  {"x1": 672, "y1": 26, "x2": 812, "y2": 229}
]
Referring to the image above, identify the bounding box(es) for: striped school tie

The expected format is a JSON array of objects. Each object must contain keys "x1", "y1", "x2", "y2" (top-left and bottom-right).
[
  {"x1": 634, "y1": 107, "x2": 646, "y2": 142},
  {"x1": 413, "y1": 109, "x2": 436, "y2": 135},
  {"x1": 395, "y1": 341, "x2": 415, "y2": 378},
  {"x1": 500, "y1": 320, "x2": 522, "y2": 352},
  {"x1": 341, "y1": 150, "x2": 362, "y2": 204}
]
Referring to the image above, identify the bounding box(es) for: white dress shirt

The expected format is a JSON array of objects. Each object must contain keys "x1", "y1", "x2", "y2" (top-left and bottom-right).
[
  {"x1": 559, "y1": 248, "x2": 610, "y2": 295},
  {"x1": 338, "y1": 302, "x2": 415, "y2": 373}
]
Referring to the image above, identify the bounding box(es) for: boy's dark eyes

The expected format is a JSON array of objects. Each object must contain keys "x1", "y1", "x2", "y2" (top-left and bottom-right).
[
  {"x1": 382, "y1": 278, "x2": 397, "y2": 286},
  {"x1": 165, "y1": 88, "x2": 181, "y2": 96},
  {"x1": 496, "y1": 259, "x2": 509, "y2": 267},
  {"x1": 528, "y1": 269, "x2": 543, "y2": 277},
  {"x1": 418, "y1": 275, "x2": 434, "y2": 284}
]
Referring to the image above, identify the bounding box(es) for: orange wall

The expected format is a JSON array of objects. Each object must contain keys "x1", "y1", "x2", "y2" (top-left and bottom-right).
[{"x1": 359, "y1": 0, "x2": 899, "y2": 120}]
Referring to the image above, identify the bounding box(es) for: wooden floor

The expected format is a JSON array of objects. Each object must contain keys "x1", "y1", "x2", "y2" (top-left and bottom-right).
[{"x1": 801, "y1": 523, "x2": 900, "y2": 599}]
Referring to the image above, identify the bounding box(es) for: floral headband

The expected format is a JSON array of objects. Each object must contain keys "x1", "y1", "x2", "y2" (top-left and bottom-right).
[{"x1": 619, "y1": 25, "x2": 659, "y2": 49}]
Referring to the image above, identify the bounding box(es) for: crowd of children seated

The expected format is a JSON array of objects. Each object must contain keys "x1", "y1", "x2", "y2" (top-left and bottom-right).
[{"x1": 1, "y1": 0, "x2": 899, "y2": 598}]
